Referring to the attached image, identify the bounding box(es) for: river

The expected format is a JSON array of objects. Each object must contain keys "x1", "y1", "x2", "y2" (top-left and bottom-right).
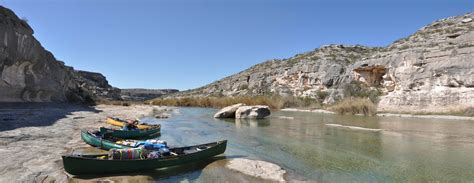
[{"x1": 141, "y1": 107, "x2": 474, "y2": 182}]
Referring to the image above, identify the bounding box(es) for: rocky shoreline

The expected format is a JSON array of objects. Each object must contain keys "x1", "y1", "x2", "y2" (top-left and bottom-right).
[{"x1": 0, "y1": 104, "x2": 166, "y2": 182}]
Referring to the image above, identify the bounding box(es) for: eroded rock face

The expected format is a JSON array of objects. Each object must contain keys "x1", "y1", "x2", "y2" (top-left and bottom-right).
[
  {"x1": 75, "y1": 70, "x2": 121, "y2": 100},
  {"x1": 352, "y1": 13, "x2": 474, "y2": 112},
  {"x1": 178, "y1": 13, "x2": 474, "y2": 112},
  {"x1": 235, "y1": 105, "x2": 271, "y2": 119},
  {"x1": 178, "y1": 45, "x2": 378, "y2": 99},
  {"x1": 214, "y1": 103, "x2": 246, "y2": 118},
  {"x1": 0, "y1": 6, "x2": 120, "y2": 102}
]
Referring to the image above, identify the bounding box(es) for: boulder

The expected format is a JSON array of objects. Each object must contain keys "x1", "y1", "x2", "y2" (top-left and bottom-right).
[
  {"x1": 155, "y1": 113, "x2": 171, "y2": 119},
  {"x1": 226, "y1": 158, "x2": 286, "y2": 182},
  {"x1": 213, "y1": 103, "x2": 245, "y2": 118},
  {"x1": 235, "y1": 105, "x2": 271, "y2": 119}
]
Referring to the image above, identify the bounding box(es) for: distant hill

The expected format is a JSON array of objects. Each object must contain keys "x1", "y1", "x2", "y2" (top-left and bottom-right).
[{"x1": 121, "y1": 88, "x2": 179, "y2": 101}]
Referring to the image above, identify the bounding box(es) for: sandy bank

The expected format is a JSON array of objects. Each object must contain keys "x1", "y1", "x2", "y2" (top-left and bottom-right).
[{"x1": 0, "y1": 103, "x2": 164, "y2": 182}]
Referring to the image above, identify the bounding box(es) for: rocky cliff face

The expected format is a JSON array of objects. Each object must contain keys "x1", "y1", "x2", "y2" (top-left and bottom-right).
[
  {"x1": 0, "y1": 6, "x2": 120, "y2": 102},
  {"x1": 178, "y1": 13, "x2": 474, "y2": 113},
  {"x1": 75, "y1": 70, "x2": 121, "y2": 101}
]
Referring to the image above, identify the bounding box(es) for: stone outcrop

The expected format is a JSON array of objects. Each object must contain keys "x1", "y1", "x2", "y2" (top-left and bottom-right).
[
  {"x1": 178, "y1": 13, "x2": 474, "y2": 113},
  {"x1": 0, "y1": 6, "x2": 120, "y2": 103},
  {"x1": 214, "y1": 104, "x2": 271, "y2": 119},
  {"x1": 75, "y1": 70, "x2": 121, "y2": 101},
  {"x1": 235, "y1": 105, "x2": 271, "y2": 119},
  {"x1": 213, "y1": 103, "x2": 245, "y2": 118},
  {"x1": 351, "y1": 13, "x2": 474, "y2": 112}
]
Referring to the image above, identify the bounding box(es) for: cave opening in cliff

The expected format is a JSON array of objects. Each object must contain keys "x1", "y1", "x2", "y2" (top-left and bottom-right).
[{"x1": 353, "y1": 65, "x2": 387, "y2": 87}]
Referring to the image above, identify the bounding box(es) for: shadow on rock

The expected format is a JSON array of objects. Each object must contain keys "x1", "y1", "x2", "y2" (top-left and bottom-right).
[{"x1": 0, "y1": 102, "x2": 102, "y2": 132}]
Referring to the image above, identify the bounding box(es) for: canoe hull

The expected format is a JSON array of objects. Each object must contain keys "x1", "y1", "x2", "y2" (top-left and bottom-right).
[
  {"x1": 81, "y1": 130, "x2": 131, "y2": 150},
  {"x1": 99, "y1": 127, "x2": 160, "y2": 139},
  {"x1": 106, "y1": 117, "x2": 161, "y2": 130},
  {"x1": 62, "y1": 140, "x2": 227, "y2": 175}
]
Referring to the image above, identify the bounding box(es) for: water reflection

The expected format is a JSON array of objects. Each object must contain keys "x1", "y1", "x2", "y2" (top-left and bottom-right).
[
  {"x1": 119, "y1": 107, "x2": 474, "y2": 182},
  {"x1": 214, "y1": 118, "x2": 271, "y2": 128}
]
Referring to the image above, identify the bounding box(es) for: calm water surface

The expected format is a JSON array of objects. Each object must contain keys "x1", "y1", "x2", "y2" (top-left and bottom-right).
[{"x1": 141, "y1": 107, "x2": 474, "y2": 182}]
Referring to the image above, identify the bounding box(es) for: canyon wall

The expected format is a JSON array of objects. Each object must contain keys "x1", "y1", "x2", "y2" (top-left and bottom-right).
[
  {"x1": 178, "y1": 13, "x2": 474, "y2": 113},
  {"x1": 0, "y1": 6, "x2": 120, "y2": 102}
]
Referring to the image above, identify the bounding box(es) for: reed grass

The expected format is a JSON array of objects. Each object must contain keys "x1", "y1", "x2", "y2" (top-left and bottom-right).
[
  {"x1": 329, "y1": 97, "x2": 377, "y2": 116},
  {"x1": 149, "y1": 95, "x2": 321, "y2": 110}
]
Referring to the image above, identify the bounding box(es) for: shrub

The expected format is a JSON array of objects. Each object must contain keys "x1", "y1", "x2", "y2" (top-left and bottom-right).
[
  {"x1": 343, "y1": 81, "x2": 381, "y2": 103},
  {"x1": 316, "y1": 90, "x2": 328, "y2": 102},
  {"x1": 239, "y1": 84, "x2": 249, "y2": 90},
  {"x1": 330, "y1": 97, "x2": 377, "y2": 116},
  {"x1": 464, "y1": 107, "x2": 474, "y2": 116}
]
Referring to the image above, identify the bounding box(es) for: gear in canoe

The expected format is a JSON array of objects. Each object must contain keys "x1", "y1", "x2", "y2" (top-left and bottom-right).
[
  {"x1": 98, "y1": 126, "x2": 161, "y2": 139},
  {"x1": 62, "y1": 140, "x2": 227, "y2": 175},
  {"x1": 106, "y1": 117, "x2": 161, "y2": 130},
  {"x1": 81, "y1": 130, "x2": 167, "y2": 150}
]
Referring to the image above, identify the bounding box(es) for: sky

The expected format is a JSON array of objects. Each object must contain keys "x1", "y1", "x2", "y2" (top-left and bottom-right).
[{"x1": 1, "y1": 0, "x2": 473, "y2": 90}]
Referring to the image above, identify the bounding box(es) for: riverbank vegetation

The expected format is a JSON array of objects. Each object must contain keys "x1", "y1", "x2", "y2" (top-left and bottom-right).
[
  {"x1": 149, "y1": 82, "x2": 383, "y2": 115},
  {"x1": 148, "y1": 95, "x2": 321, "y2": 110},
  {"x1": 149, "y1": 95, "x2": 379, "y2": 115},
  {"x1": 329, "y1": 98, "x2": 377, "y2": 116}
]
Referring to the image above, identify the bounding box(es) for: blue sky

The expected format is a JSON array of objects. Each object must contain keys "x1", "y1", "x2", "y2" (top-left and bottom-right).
[{"x1": 1, "y1": 0, "x2": 473, "y2": 90}]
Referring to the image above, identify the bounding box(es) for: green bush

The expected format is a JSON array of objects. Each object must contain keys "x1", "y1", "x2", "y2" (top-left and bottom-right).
[
  {"x1": 316, "y1": 90, "x2": 328, "y2": 102},
  {"x1": 239, "y1": 84, "x2": 249, "y2": 90},
  {"x1": 343, "y1": 81, "x2": 381, "y2": 103}
]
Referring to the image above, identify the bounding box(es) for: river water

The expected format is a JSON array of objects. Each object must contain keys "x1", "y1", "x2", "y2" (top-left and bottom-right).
[{"x1": 141, "y1": 107, "x2": 474, "y2": 182}]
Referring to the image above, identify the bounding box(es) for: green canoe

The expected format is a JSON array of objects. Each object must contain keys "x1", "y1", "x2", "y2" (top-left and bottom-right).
[
  {"x1": 81, "y1": 130, "x2": 135, "y2": 150},
  {"x1": 99, "y1": 127, "x2": 160, "y2": 139},
  {"x1": 62, "y1": 140, "x2": 227, "y2": 175}
]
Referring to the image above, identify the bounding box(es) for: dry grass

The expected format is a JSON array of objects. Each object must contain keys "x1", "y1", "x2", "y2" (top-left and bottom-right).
[
  {"x1": 94, "y1": 99, "x2": 135, "y2": 106},
  {"x1": 329, "y1": 97, "x2": 377, "y2": 116},
  {"x1": 149, "y1": 95, "x2": 321, "y2": 110}
]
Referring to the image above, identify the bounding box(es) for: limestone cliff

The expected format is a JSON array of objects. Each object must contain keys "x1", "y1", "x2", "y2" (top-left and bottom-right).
[
  {"x1": 0, "y1": 6, "x2": 120, "y2": 102},
  {"x1": 178, "y1": 13, "x2": 474, "y2": 113}
]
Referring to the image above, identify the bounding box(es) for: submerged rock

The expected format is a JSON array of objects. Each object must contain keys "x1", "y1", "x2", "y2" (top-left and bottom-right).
[
  {"x1": 235, "y1": 105, "x2": 271, "y2": 119},
  {"x1": 214, "y1": 103, "x2": 245, "y2": 118},
  {"x1": 226, "y1": 158, "x2": 286, "y2": 182}
]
